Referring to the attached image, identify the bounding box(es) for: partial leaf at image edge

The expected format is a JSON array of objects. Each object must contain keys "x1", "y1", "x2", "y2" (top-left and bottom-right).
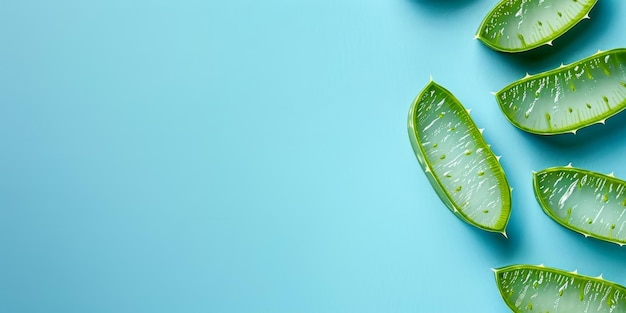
[
  {"x1": 533, "y1": 166, "x2": 626, "y2": 246},
  {"x1": 477, "y1": 0, "x2": 598, "y2": 53},
  {"x1": 495, "y1": 264, "x2": 626, "y2": 312}
]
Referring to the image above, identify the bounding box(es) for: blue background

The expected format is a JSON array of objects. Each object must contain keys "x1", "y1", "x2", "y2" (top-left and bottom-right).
[{"x1": 1, "y1": 0, "x2": 625, "y2": 312}]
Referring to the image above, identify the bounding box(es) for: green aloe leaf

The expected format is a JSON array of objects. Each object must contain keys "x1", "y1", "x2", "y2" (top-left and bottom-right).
[
  {"x1": 496, "y1": 48, "x2": 626, "y2": 135},
  {"x1": 495, "y1": 264, "x2": 626, "y2": 312},
  {"x1": 477, "y1": 0, "x2": 598, "y2": 53},
  {"x1": 534, "y1": 165, "x2": 626, "y2": 246},
  {"x1": 407, "y1": 80, "x2": 511, "y2": 234}
]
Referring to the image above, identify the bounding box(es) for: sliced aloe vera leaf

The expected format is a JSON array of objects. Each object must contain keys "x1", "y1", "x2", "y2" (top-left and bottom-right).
[
  {"x1": 476, "y1": 0, "x2": 597, "y2": 53},
  {"x1": 496, "y1": 49, "x2": 626, "y2": 135},
  {"x1": 495, "y1": 264, "x2": 626, "y2": 312},
  {"x1": 533, "y1": 166, "x2": 626, "y2": 245},
  {"x1": 407, "y1": 80, "x2": 511, "y2": 234}
]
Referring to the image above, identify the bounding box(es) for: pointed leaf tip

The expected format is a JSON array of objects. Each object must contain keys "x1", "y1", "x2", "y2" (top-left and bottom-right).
[
  {"x1": 501, "y1": 231, "x2": 508, "y2": 239},
  {"x1": 608, "y1": 172, "x2": 615, "y2": 178},
  {"x1": 566, "y1": 162, "x2": 573, "y2": 168}
]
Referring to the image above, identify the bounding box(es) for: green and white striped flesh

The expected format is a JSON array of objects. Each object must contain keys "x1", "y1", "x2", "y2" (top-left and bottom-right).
[
  {"x1": 495, "y1": 264, "x2": 626, "y2": 312},
  {"x1": 534, "y1": 166, "x2": 626, "y2": 246},
  {"x1": 497, "y1": 49, "x2": 626, "y2": 135},
  {"x1": 476, "y1": 0, "x2": 598, "y2": 53},
  {"x1": 407, "y1": 80, "x2": 511, "y2": 234}
]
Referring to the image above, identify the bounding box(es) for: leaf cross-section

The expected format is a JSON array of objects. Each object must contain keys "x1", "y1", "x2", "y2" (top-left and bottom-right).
[
  {"x1": 407, "y1": 81, "x2": 511, "y2": 234},
  {"x1": 477, "y1": 0, "x2": 598, "y2": 53},
  {"x1": 534, "y1": 166, "x2": 626, "y2": 246},
  {"x1": 495, "y1": 264, "x2": 626, "y2": 312},
  {"x1": 497, "y1": 49, "x2": 626, "y2": 135}
]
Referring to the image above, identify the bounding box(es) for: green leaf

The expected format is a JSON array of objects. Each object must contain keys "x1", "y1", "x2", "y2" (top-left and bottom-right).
[
  {"x1": 496, "y1": 49, "x2": 626, "y2": 135},
  {"x1": 534, "y1": 166, "x2": 626, "y2": 246},
  {"x1": 477, "y1": 0, "x2": 598, "y2": 53},
  {"x1": 495, "y1": 264, "x2": 626, "y2": 312},
  {"x1": 407, "y1": 80, "x2": 511, "y2": 234}
]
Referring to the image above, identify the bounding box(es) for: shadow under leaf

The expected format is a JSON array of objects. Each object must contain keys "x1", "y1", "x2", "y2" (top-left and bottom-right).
[{"x1": 406, "y1": 0, "x2": 479, "y2": 13}]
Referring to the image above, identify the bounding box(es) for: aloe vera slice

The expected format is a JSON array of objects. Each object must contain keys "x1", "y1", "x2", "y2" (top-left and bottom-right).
[
  {"x1": 496, "y1": 49, "x2": 626, "y2": 135},
  {"x1": 495, "y1": 264, "x2": 626, "y2": 312},
  {"x1": 476, "y1": 0, "x2": 597, "y2": 53},
  {"x1": 534, "y1": 166, "x2": 626, "y2": 245},
  {"x1": 407, "y1": 81, "x2": 511, "y2": 234}
]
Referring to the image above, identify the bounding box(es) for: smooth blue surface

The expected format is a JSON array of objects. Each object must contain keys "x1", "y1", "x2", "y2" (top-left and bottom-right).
[{"x1": 1, "y1": 0, "x2": 626, "y2": 312}]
